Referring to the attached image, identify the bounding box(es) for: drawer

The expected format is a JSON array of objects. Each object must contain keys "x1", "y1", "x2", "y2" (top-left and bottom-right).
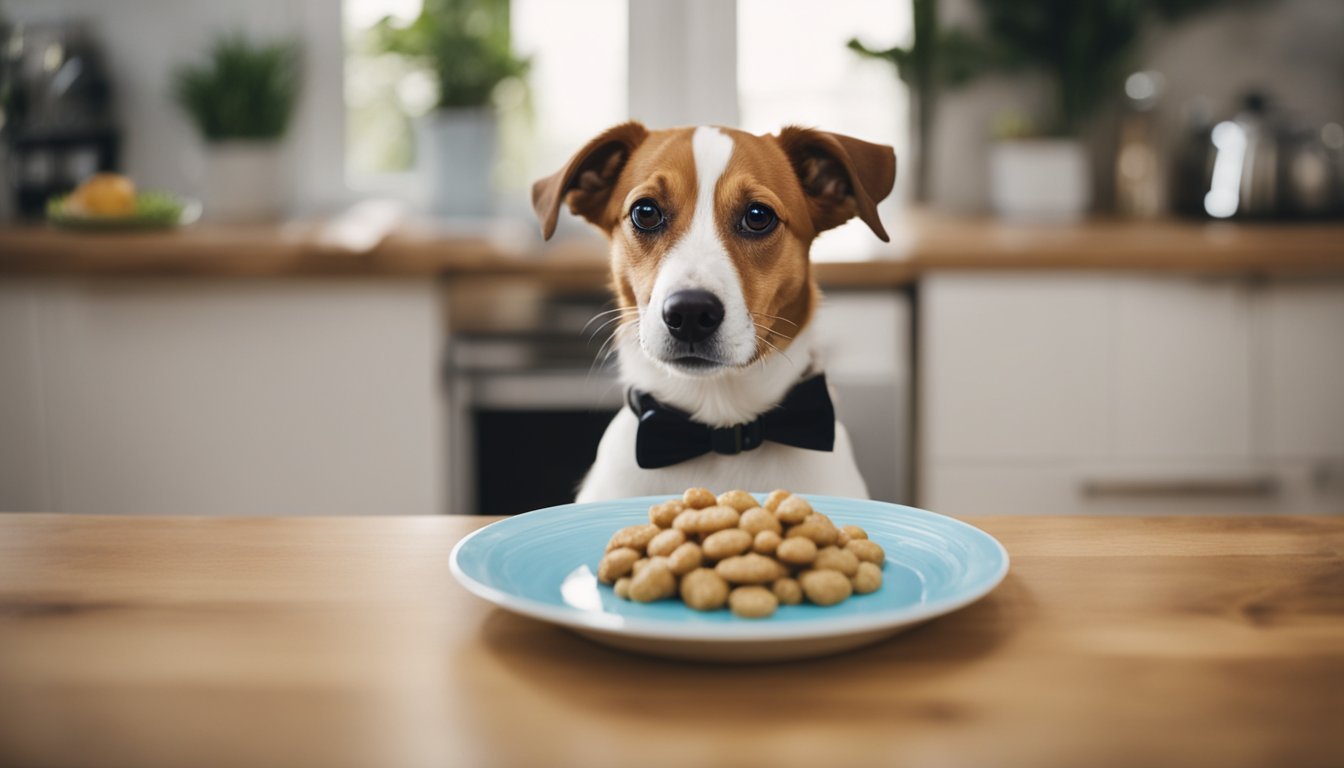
[{"x1": 922, "y1": 460, "x2": 1344, "y2": 517}]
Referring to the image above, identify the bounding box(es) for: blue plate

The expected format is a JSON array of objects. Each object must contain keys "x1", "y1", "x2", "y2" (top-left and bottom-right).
[{"x1": 451, "y1": 495, "x2": 1009, "y2": 661}]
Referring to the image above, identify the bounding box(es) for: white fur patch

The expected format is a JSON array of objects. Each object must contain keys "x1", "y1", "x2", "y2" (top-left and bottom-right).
[{"x1": 639, "y1": 126, "x2": 757, "y2": 370}]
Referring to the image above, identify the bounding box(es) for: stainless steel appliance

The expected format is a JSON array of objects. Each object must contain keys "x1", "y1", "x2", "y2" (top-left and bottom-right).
[
  {"x1": 2, "y1": 20, "x2": 120, "y2": 218},
  {"x1": 1179, "y1": 92, "x2": 1344, "y2": 220}
]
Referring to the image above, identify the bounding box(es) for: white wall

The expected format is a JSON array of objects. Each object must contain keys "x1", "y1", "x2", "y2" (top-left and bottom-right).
[{"x1": 6, "y1": 0, "x2": 347, "y2": 216}]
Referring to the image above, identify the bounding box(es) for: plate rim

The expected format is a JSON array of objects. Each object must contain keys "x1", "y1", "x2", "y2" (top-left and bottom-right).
[{"x1": 450, "y1": 495, "x2": 1010, "y2": 643}]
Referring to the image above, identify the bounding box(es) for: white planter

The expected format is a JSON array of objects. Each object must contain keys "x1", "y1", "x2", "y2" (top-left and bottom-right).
[
  {"x1": 203, "y1": 141, "x2": 288, "y2": 224},
  {"x1": 417, "y1": 107, "x2": 498, "y2": 217},
  {"x1": 989, "y1": 139, "x2": 1091, "y2": 220}
]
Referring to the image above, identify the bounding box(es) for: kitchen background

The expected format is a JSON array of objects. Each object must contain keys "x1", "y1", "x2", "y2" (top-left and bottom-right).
[{"x1": 1, "y1": 0, "x2": 1341, "y2": 518}]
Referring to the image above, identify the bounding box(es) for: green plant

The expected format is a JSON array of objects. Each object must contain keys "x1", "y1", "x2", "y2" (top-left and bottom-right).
[
  {"x1": 373, "y1": 0, "x2": 529, "y2": 110},
  {"x1": 173, "y1": 34, "x2": 301, "y2": 142},
  {"x1": 965, "y1": 0, "x2": 1239, "y2": 136},
  {"x1": 853, "y1": 0, "x2": 1245, "y2": 140},
  {"x1": 850, "y1": 0, "x2": 986, "y2": 199}
]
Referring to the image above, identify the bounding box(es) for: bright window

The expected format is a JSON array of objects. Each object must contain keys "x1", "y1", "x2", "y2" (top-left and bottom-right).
[{"x1": 738, "y1": 0, "x2": 911, "y2": 257}]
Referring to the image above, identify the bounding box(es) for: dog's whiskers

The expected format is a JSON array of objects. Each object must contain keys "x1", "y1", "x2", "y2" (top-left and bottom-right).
[
  {"x1": 586, "y1": 313, "x2": 636, "y2": 342},
  {"x1": 751, "y1": 312, "x2": 800, "y2": 330},
  {"x1": 756, "y1": 334, "x2": 794, "y2": 367},
  {"x1": 581, "y1": 306, "x2": 639, "y2": 335},
  {"x1": 751, "y1": 321, "x2": 794, "y2": 342}
]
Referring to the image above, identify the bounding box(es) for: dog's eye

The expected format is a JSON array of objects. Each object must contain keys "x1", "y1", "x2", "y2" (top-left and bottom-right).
[
  {"x1": 740, "y1": 202, "x2": 778, "y2": 235},
  {"x1": 630, "y1": 199, "x2": 665, "y2": 232}
]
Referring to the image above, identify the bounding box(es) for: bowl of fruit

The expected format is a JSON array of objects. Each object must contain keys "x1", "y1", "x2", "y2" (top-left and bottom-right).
[{"x1": 47, "y1": 173, "x2": 200, "y2": 231}]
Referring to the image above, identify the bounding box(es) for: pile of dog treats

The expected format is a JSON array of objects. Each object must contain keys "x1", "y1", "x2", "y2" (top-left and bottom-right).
[{"x1": 597, "y1": 488, "x2": 885, "y2": 619}]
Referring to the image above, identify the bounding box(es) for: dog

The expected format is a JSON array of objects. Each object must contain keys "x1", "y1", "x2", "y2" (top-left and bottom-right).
[{"x1": 531, "y1": 122, "x2": 896, "y2": 502}]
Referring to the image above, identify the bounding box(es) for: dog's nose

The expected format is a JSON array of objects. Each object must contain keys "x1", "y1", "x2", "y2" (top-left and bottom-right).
[{"x1": 662, "y1": 289, "x2": 724, "y2": 343}]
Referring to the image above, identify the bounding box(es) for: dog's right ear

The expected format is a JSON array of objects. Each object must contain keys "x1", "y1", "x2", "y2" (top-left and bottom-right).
[{"x1": 531, "y1": 121, "x2": 649, "y2": 240}]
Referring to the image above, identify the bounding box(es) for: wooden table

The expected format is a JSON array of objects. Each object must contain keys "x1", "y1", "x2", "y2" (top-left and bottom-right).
[{"x1": 1, "y1": 515, "x2": 1340, "y2": 768}]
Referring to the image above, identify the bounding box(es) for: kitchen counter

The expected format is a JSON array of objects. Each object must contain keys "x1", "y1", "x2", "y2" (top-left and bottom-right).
[
  {"x1": 1, "y1": 514, "x2": 1339, "y2": 768},
  {"x1": 3, "y1": 212, "x2": 1343, "y2": 286}
]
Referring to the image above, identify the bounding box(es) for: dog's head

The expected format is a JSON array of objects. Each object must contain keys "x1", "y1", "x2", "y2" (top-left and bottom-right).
[{"x1": 532, "y1": 123, "x2": 895, "y2": 377}]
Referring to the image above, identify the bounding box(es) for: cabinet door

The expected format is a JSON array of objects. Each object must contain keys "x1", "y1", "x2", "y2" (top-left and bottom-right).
[
  {"x1": 922, "y1": 274, "x2": 1109, "y2": 460},
  {"x1": 1111, "y1": 277, "x2": 1252, "y2": 459},
  {"x1": 40, "y1": 280, "x2": 443, "y2": 516},
  {"x1": 1256, "y1": 281, "x2": 1344, "y2": 460},
  {"x1": 0, "y1": 282, "x2": 52, "y2": 511}
]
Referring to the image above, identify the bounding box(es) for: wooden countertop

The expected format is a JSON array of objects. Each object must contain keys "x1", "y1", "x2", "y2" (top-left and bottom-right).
[
  {"x1": 3, "y1": 211, "x2": 1343, "y2": 286},
  {"x1": 1, "y1": 513, "x2": 1340, "y2": 768}
]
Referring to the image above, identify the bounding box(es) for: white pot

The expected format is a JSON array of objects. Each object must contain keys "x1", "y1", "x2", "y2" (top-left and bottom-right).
[
  {"x1": 989, "y1": 139, "x2": 1092, "y2": 220},
  {"x1": 203, "y1": 141, "x2": 288, "y2": 224},
  {"x1": 417, "y1": 107, "x2": 498, "y2": 217}
]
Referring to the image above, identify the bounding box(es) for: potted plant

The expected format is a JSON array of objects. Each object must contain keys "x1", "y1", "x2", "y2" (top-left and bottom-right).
[
  {"x1": 173, "y1": 33, "x2": 301, "y2": 223},
  {"x1": 849, "y1": 0, "x2": 986, "y2": 203},
  {"x1": 374, "y1": 0, "x2": 528, "y2": 217},
  {"x1": 856, "y1": 0, "x2": 1237, "y2": 218}
]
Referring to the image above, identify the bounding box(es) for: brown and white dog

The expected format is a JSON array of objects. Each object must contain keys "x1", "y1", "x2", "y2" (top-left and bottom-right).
[{"x1": 531, "y1": 122, "x2": 896, "y2": 502}]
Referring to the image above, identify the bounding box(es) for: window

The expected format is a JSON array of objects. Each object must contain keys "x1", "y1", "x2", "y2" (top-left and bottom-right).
[
  {"x1": 738, "y1": 0, "x2": 911, "y2": 258},
  {"x1": 341, "y1": 0, "x2": 909, "y2": 234}
]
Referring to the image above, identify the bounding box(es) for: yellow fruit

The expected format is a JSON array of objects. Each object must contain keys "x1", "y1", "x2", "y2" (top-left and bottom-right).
[{"x1": 72, "y1": 173, "x2": 137, "y2": 217}]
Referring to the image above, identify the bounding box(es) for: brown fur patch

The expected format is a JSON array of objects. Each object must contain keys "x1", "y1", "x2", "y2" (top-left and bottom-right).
[{"x1": 539, "y1": 123, "x2": 894, "y2": 365}]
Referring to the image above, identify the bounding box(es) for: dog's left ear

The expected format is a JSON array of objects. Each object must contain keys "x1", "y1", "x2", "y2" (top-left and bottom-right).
[
  {"x1": 531, "y1": 121, "x2": 650, "y2": 240},
  {"x1": 775, "y1": 127, "x2": 896, "y2": 242}
]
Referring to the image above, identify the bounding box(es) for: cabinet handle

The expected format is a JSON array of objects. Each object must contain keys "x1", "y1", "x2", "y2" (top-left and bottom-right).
[{"x1": 1080, "y1": 476, "x2": 1280, "y2": 499}]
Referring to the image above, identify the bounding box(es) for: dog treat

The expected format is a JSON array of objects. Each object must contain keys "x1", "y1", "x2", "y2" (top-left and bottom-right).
[
  {"x1": 607, "y1": 523, "x2": 661, "y2": 553},
  {"x1": 598, "y1": 547, "x2": 641, "y2": 583},
  {"x1": 774, "y1": 494, "x2": 812, "y2": 524},
  {"x1": 683, "y1": 487, "x2": 717, "y2": 509},
  {"x1": 715, "y1": 553, "x2": 788, "y2": 585},
  {"x1": 799, "y1": 569, "x2": 853, "y2": 606},
  {"x1": 729, "y1": 586, "x2": 778, "y2": 619},
  {"x1": 786, "y1": 515, "x2": 840, "y2": 547},
  {"x1": 647, "y1": 528, "x2": 686, "y2": 557},
  {"x1": 776, "y1": 536, "x2": 818, "y2": 566},
  {"x1": 717, "y1": 489, "x2": 760, "y2": 513},
  {"x1": 852, "y1": 562, "x2": 883, "y2": 595},
  {"x1": 772, "y1": 577, "x2": 803, "y2": 605},
  {"x1": 672, "y1": 505, "x2": 741, "y2": 536},
  {"x1": 753, "y1": 529, "x2": 781, "y2": 555},
  {"x1": 762, "y1": 489, "x2": 791, "y2": 513},
  {"x1": 680, "y1": 568, "x2": 730, "y2": 611},
  {"x1": 845, "y1": 538, "x2": 885, "y2": 565},
  {"x1": 649, "y1": 500, "x2": 685, "y2": 528},
  {"x1": 600, "y1": 488, "x2": 886, "y2": 617},
  {"x1": 629, "y1": 561, "x2": 677, "y2": 602},
  {"x1": 667, "y1": 542, "x2": 704, "y2": 575},
  {"x1": 703, "y1": 528, "x2": 754, "y2": 560},
  {"x1": 739, "y1": 507, "x2": 782, "y2": 536},
  {"x1": 814, "y1": 546, "x2": 860, "y2": 577},
  {"x1": 842, "y1": 524, "x2": 867, "y2": 541}
]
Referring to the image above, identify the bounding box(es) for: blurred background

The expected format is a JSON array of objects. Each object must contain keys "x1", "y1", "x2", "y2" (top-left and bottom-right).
[{"x1": 0, "y1": 0, "x2": 1341, "y2": 517}]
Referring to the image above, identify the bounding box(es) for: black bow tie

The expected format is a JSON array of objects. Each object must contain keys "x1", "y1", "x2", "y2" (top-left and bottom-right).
[{"x1": 628, "y1": 374, "x2": 836, "y2": 469}]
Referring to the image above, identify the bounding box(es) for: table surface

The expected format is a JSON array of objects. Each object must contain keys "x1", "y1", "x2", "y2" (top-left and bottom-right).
[{"x1": 1, "y1": 514, "x2": 1341, "y2": 768}]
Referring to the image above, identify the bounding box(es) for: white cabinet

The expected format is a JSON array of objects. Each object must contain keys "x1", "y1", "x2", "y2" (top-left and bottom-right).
[
  {"x1": 0, "y1": 279, "x2": 443, "y2": 516},
  {"x1": 0, "y1": 283, "x2": 52, "y2": 511},
  {"x1": 923, "y1": 276, "x2": 1109, "y2": 460},
  {"x1": 920, "y1": 273, "x2": 1344, "y2": 516},
  {"x1": 1112, "y1": 278, "x2": 1253, "y2": 459},
  {"x1": 1256, "y1": 282, "x2": 1344, "y2": 460}
]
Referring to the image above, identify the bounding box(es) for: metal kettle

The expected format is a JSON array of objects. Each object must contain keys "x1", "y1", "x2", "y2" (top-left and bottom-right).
[{"x1": 1196, "y1": 92, "x2": 1343, "y2": 220}]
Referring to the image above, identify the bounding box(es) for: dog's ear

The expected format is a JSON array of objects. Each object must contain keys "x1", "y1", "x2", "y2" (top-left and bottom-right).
[
  {"x1": 775, "y1": 126, "x2": 896, "y2": 242},
  {"x1": 531, "y1": 121, "x2": 650, "y2": 240}
]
